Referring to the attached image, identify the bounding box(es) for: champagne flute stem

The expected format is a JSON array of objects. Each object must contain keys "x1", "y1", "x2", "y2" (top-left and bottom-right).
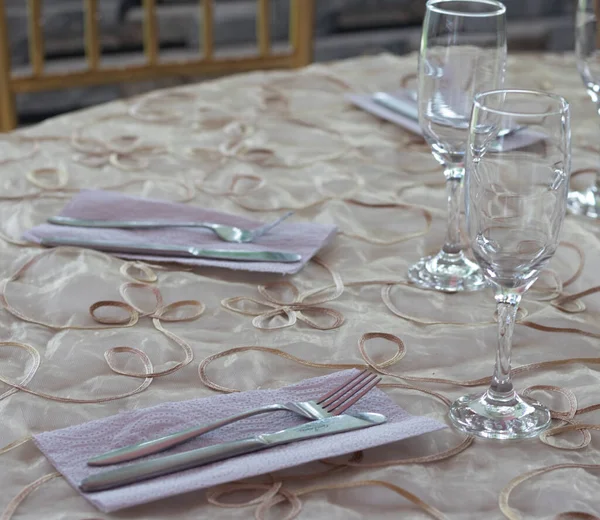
[
  {"x1": 442, "y1": 167, "x2": 464, "y2": 255},
  {"x1": 594, "y1": 112, "x2": 600, "y2": 191},
  {"x1": 594, "y1": 170, "x2": 600, "y2": 192},
  {"x1": 488, "y1": 294, "x2": 522, "y2": 401}
]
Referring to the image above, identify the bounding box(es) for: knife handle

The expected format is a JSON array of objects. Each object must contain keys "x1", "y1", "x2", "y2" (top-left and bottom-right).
[
  {"x1": 40, "y1": 237, "x2": 195, "y2": 257},
  {"x1": 80, "y1": 437, "x2": 267, "y2": 493},
  {"x1": 39, "y1": 238, "x2": 302, "y2": 262},
  {"x1": 87, "y1": 403, "x2": 289, "y2": 466}
]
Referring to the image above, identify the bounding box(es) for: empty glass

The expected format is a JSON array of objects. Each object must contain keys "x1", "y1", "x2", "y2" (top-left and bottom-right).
[
  {"x1": 449, "y1": 90, "x2": 571, "y2": 439},
  {"x1": 408, "y1": 0, "x2": 507, "y2": 292},
  {"x1": 570, "y1": 0, "x2": 600, "y2": 217}
]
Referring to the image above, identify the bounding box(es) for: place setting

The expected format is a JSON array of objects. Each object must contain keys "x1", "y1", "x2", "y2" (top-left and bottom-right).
[
  {"x1": 23, "y1": 189, "x2": 338, "y2": 275},
  {"x1": 33, "y1": 369, "x2": 446, "y2": 512},
  {"x1": 2, "y1": 0, "x2": 600, "y2": 518}
]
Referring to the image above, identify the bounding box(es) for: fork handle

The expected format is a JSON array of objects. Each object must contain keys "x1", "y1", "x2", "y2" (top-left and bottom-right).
[
  {"x1": 86, "y1": 403, "x2": 287, "y2": 467},
  {"x1": 48, "y1": 216, "x2": 216, "y2": 229}
]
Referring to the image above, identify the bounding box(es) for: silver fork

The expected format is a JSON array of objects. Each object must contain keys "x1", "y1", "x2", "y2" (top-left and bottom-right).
[
  {"x1": 47, "y1": 211, "x2": 294, "y2": 244},
  {"x1": 87, "y1": 369, "x2": 381, "y2": 467}
]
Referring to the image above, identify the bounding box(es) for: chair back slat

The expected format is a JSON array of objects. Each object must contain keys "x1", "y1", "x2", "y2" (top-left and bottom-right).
[
  {"x1": 290, "y1": 0, "x2": 315, "y2": 67},
  {"x1": 0, "y1": 0, "x2": 16, "y2": 130},
  {"x1": 84, "y1": 0, "x2": 100, "y2": 70},
  {"x1": 202, "y1": 0, "x2": 214, "y2": 60},
  {"x1": 257, "y1": 0, "x2": 271, "y2": 58},
  {"x1": 143, "y1": 0, "x2": 159, "y2": 65},
  {"x1": 27, "y1": 0, "x2": 44, "y2": 76}
]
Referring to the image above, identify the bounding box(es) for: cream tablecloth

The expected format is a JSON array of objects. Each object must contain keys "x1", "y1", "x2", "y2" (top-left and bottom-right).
[{"x1": 0, "y1": 52, "x2": 599, "y2": 519}]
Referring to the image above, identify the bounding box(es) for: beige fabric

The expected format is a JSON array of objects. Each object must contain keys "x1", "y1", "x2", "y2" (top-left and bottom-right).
[{"x1": 0, "y1": 52, "x2": 599, "y2": 519}]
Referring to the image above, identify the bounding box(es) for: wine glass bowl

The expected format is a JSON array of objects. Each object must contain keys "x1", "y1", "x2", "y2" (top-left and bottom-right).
[
  {"x1": 569, "y1": 0, "x2": 600, "y2": 218},
  {"x1": 409, "y1": 0, "x2": 507, "y2": 293},
  {"x1": 449, "y1": 89, "x2": 571, "y2": 440}
]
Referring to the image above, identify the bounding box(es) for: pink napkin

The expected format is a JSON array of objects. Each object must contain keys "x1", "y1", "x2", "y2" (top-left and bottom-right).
[
  {"x1": 347, "y1": 90, "x2": 545, "y2": 152},
  {"x1": 23, "y1": 190, "x2": 337, "y2": 275},
  {"x1": 33, "y1": 370, "x2": 445, "y2": 513},
  {"x1": 347, "y1": 90, "x2": 422, "y2": 134}
]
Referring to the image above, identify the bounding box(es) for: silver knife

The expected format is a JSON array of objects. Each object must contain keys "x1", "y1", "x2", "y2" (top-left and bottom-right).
[
  {"x1": 79, "y1": 412, "x2": 386, "y2": 493},
  {"x1": 373, "y1": 91, "x2": 526, "y2": 139},
  {"x1": 373, "y1": 91, "x2": 420, "y2": 121},
  {"x1": 39, "y1": 237, "x2": 302, "y2": 263}
]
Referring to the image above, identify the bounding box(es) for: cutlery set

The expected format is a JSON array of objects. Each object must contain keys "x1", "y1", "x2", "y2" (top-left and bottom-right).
[
  {"x1": 40, "y1": 237, "x2": 302, "y2": 263},
  {"x1": 42, "y1": 210, "x2": 300, "y2": 262},
  {"x1": 81, "y1": 370, "x2": 384, "y2": 492},
  {"x1": 48, "y1": 211, "x2": 294, "y2": 243}
]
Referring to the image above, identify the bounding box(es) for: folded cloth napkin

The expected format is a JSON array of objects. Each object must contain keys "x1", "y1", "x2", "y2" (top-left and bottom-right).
[
  {"x1": 23, "y1": 190, "x2": 337, "y2": 275},
  {"x1": 347, "y1": 90, "x2": 545, "y2": 152},
  {"x1": 33, "y1": 369, "x2": 445, "y2": 513},
  {"x1": 347, "y1": 90, "x2": 422, "y2": 135}
]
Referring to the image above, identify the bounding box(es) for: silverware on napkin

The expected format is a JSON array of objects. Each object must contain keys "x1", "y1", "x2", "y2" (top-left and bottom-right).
[
  {"x1": 373, "y1": 91, "x2": 419, "y2": 121},
  {"x1": 47, "y1": 211, "x2": 294, "y2": 244},
  {"x1": 40, "y1": 237, "x2": 302, "y2": 263},
  {"x1": 372, "y1": 91, "x2": 526, "y2": 139},
  {"x1": 88, "y1": 369, "x2": 381, "y2": 466},
  {"x1": 79, "y1": 412, "x2": 386, "y2": 492}
]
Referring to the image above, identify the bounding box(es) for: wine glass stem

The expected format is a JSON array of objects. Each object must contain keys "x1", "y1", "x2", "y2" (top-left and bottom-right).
[
  {"x1": 488, "y1": 293, "x2": 522, "y2": 402},
  {"x1": 595, "y1": 109, "x2": 600, "y2": 191},
  {"x1": 442, "y1": 166, "x2": 464, "y2": 255},
  {"x1": 594, "y1": 171, "x2": 600, "y2": 192}
]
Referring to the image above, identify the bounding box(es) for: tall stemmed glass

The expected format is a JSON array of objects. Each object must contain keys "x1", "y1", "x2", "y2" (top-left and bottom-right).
[
  {"x1": 449, "y1": 90, "x2": 571, "y2": 439},
  {"x1": 409, "y1": 0, "x2": 507, "y2": 292},
  {"x1": 570, "y1": 0, "x2": 600, "y2": 218}
]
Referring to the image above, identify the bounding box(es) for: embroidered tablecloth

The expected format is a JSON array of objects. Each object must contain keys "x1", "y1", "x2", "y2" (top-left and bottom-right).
[{"x1": 0, "y1": 52, "x2": 599, "y2": 519}]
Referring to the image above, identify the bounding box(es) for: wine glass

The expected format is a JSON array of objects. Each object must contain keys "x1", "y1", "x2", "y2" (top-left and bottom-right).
[
  {"x1": 570, "y1": 0, "x2": 600, "y2": 218},
  {"x1": 409, "y1": 0, "x2": 507, "y2": 292},
  {"x1": 449, "y1": 89, "x2": 571, "y2": 439}
]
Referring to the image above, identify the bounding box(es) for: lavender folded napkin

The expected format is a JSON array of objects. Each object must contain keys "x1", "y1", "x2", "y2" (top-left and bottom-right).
[
  {"x1": 23, "y1": 190, "x2": 337, "y2": 275},
  {"x1": 347, "y1": 90, "x2": 545, "y2": 152},
  {"x1": 347, "y1": 90, "x2": 422, "y2": 135},
  {"x1": 33, "y1": 370, "x2": 445, "y2": 513}
]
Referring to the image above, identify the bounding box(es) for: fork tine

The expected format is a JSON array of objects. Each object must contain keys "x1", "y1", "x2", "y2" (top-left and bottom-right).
[
  {"x1": 329, "y1": 375, "x2": 381, "y2": 416},
  {"x1": 252, "y1": 211, "x2": 294, "y2": 238},
  {"x1": 316, "y1": 369, "x2": 370, "y2": 406},
  {"x1": 321, "y1": 373, "x2": 379, "y2": 410},
  {"x1": 320, "y1": 372, "x2": 378, "y2": 409}
]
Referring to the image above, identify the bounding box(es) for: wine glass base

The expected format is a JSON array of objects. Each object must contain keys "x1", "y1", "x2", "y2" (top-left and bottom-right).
[
  {"x1": 408, "y1": 251, "x2": 487, "y2": 293},
  {"x1": 448, "y1": 391, "x2": 551, "y2": 440},
  {"x1": 567, "y1": 188, "x2": 600, "y2": 219}
]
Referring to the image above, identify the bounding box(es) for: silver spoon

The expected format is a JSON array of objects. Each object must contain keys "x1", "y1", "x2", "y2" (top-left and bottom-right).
[{"x1": 47, "y1": 211, "x2": 294, "y2": 244}]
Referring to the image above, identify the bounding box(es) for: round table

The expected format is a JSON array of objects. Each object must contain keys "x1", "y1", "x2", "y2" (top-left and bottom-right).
[{"x1": 0, "y1": 52, "x2": 599, "y2": 519}]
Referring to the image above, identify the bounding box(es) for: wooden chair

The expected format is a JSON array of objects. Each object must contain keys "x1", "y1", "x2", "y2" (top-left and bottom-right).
[{"x1": 0, "y1": 0, "x2": 316, "y2": 131}]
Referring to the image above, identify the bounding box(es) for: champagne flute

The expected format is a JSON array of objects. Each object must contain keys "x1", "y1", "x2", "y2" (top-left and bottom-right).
[
  {"x1": 449, "y1": 89, "x2": 571, "y2": 439},
  {"x1": 570, "y1": 0, "x2": 600, "y2": 218},
  {"x1": 409, "y1": 0, "x2": 507, "y2": 292}
]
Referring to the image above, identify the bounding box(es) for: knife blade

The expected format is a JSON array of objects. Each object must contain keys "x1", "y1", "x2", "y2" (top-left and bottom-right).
[
  {"x1": 373, "y1": 91, "x2": 420, "y2": 121},
  {"x1": 39, "y1": 237, "x2": 302, "y2": 263},
  {"x1": 372, "y1": 91, "x2": 526, "y2": 140},
  {"x1": 79, "y1": 412, "x2": 386, "y2": 493}
]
